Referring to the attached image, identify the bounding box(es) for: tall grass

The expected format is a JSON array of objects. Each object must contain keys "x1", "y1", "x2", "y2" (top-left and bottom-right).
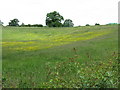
[
  {"x1": 2, "y1": 25, "x2": 118, "y2": 88},
  {"x1": 43, "y1": 50, "x2": 119, "y2": 88}
]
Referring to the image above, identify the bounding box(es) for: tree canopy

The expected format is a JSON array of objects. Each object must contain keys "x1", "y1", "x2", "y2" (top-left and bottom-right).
[
  {"x1": 63, "y1": 19, "x2": 74, "y2": 27},
  {"x1": 46, "y1": 11, "x2": 64, "y2": 27},
  {"x1": 0, "y1": 20, "x2": 3, "y2": 25},
  {"x1": 95, "y1": 23, "x2": 100, "y2": 26},
  {"x1": 9, "y1": 19, "x2": 19, "y2": 26},
  {"x1": 7, "y1": 11, "x2": 75, "y2": 27},
  {"x1": 86, "y1": 24, "x2": 90, "y2": 26}
]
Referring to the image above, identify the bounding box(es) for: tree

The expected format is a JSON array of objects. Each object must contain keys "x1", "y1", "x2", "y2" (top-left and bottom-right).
[
  {"x1": 20, "y1": 23, "x2": 43, "y2": 27},
  {"x1": 86, "y1": 24, "x2": 90, "y2": 26},
  {"x1": 63, "y1": 19, "x2": 74, "y2": 27},
  {"x1": 32, "y1": 24, "x2": 43, "y2": 27},
  {"x1": 21, "y1": 23, "x2": 25, "y2": 26},
  {"x1": 9, "y1": 18, "x2": 19, "y2": 26},
  {"x1": 95, "y1": 23, "x2": 100, "y2": 26},
  {"x1": 46, "y1": 11, "x2": 64, "y2": 27},
  {"x1": 0, "y1": 20, "x2": 3, "y2": 26}
]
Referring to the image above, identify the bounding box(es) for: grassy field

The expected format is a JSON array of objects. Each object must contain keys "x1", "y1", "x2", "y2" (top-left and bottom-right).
[{"x1": 2, "y1": 25, "x2": 119, "y2": 88}]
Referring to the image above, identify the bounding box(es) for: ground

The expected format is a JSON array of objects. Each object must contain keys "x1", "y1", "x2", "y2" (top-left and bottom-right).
[{"x1": 2, "y1": 25, "x2": 118, "y2": 88}]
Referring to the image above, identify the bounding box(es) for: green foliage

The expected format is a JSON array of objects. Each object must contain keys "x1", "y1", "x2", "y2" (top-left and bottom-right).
[
  {"x1": 20, "y1": 24, "x2": 43, "y2": 27},
  {"x1": 21, "y1": 23, "x2": 25, "y2": 26},
  {"x1": 86, "y1": 24, "x2": 90, "y2": 26},
  {"x1": 8, "y1": 18, "x2": 19, "y2": 26},
  {"x1": 63, "y1": 19, "x2": 74, "y2": 27},
  {"x1": 43, "y1": 52, "x2": 119, "y2": 88},
  {"x1": 2, "y1": 25, "x2": 118, "y2": 88},
  {"x1": 107, "y1": 23, "x2": 118, "y2": 25},
  {"x1": 46, "y1": 11, "x2": 64, "y2": 27},
  {"x1": 95, "y1": 23, "x2": 100, "y2": 26},
  {"x1": 32, "y1": 24, "x2": 43, "y2": 27},
  {"x1": 0, "y1": 20, "x2": 3, "y2": 25}
]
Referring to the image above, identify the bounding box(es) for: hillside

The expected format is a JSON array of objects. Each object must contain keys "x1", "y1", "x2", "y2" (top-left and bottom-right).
[{"x1": 2, "y1": 25, "x2": 118, "y2": 88}]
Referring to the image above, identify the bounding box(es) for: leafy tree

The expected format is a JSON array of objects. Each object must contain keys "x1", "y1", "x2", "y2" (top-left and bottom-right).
[
  {"x1": 28, "y1": 24, "x2": 31, "y2": 27},
  {"x1": 21, "y1": 23, "x2": 25, "y2": 26},
  {"x1": 9, "y1": 19, "x2": 19, "y2": 26},
  {"x1": 86, "y1": 24, "x2": 90, "y2": 26},
  {"x1": 46, "y1": 11, "x2": 64, "y2": 27},
  {"x1": 20, "y1": 23, "x2": 43, "y2": 27},
  {"x1": 0, "y1": 20, "x2": 3, "y2": 26},
  {"x1": 63, "y1": 19, "x2": 74, "y2": 27},
  {"x1": 95, "y1": 23, "x2": 100, "y2": 26}
]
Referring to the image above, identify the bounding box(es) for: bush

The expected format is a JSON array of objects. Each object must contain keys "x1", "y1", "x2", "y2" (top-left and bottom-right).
[
  {"x1": 63, "y1": 19, "x2": 74, "y2": 27},
  {"x1": 42, "y1": 52, "x2": 119, "y2": 88},
  {"x1": 86, "y1": 24, "x2": 90, "y2": 26},
  {"x1": 95, "y1": 23, "x2": 100, "y2": 26},
  {"x1": 20, "y1": 24, "x2": 43, "y2": 27},
  {"x1": 32, "y1": 24, "x2": 43, "y2": 27}
]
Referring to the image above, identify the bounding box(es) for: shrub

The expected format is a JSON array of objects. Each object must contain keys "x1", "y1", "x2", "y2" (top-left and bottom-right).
[
  {"x1": 86, "y1": 24, "x2": 90, "y2": 26},
  {"x1": 63, "y1": 19, "x2": 74, "y2": 27},
  {"x1": 95, "y1": 23, "x2": 100, "y2": 26},
  {"x1": 20, "y1": 24, "x2": 43, "y2": 27},
  {"x1": 42, "y1": 52, "x2": 119, "y2": 88}
]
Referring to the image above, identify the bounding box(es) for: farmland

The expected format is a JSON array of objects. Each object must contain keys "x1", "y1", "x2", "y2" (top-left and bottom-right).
[{"x1": 2, "y1": 25, "x2": 119, "y2": 88}]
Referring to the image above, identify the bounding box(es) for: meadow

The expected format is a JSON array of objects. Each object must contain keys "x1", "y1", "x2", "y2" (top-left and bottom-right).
[{"x1": 2, "y1": 25, "x2": 119, "y2": 88}]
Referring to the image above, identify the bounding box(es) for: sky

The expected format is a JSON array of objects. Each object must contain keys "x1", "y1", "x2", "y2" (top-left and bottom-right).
[{"x1": 0, "y1": 0, "x2": 119, "y2": 26}]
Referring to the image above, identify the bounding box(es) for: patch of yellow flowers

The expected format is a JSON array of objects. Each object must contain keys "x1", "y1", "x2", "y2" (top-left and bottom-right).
[
  {"x1": 53, "y1": 31, "x2": 110, "y2": 42},
  {"x1": 2, "y1": 30, "x2": 111, "y2": 51},
  {"x1": 2, "y1": 41, "x2": 34, "y2": 47},
  {"x1": 13, "y1": 46, "x2": 39, "y2": 51}
]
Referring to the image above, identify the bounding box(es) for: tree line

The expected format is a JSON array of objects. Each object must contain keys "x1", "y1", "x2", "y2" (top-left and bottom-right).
[
  {"x1": 7, "y1": 11, "x2": 74, "y2": 27},
  {"x1": 1, "y1": 11, "x2": 103, "y2": 27}
]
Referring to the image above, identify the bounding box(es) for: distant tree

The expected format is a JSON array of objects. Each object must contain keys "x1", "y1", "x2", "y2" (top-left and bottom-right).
[
  {"x1": 107, "y1": 23, "x2": 118, "y2": 25},
  {"x1": 21, "y1": 23, "x2": 43, "y2": 27},
  {"x1": 63, "y1": 19, "x2": 74, "y2": 27},
  {"x1": 9, "y1": 19, "x2": 19, "y2": 26},
  {"x1": 28, "y1": 24, "x2": 31, "y2": 27},
  {"x1": 22, "y1": 24, "x2": 31, "y2": 27},
  {"x1": 95, "y1": 23, "x2": 100, "y2": 26},
  {"x1": 21, "y1": 23, "x2": 25, "y2": 26},
  {"x1": 32, "y1": 24, "x2": 43, "y2": 27},
  {"x1": 0, "y1": 20, "x2": 3, "y2": 26},
  {"x1": 86, "y1": 24, "x2": 90, "y2": 26},
  {"x1": 46, "y1": 11, "x2": 64, "y2": 27}
]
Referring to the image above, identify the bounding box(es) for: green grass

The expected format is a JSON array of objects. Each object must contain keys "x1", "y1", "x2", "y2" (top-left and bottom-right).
[{"x1": 2, "y1": 25, "x2": 118, "y2": 88}]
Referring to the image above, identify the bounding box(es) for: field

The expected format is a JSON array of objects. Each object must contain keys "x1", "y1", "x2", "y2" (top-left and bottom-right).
[{"x1": 2, "y1": 25, "x2": 119, "y2": 88}]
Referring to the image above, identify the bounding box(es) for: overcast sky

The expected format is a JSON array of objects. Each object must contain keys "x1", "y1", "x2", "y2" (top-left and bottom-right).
[{"x1": 0, "y1": 0, "x2": 119, "y2": 26}]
